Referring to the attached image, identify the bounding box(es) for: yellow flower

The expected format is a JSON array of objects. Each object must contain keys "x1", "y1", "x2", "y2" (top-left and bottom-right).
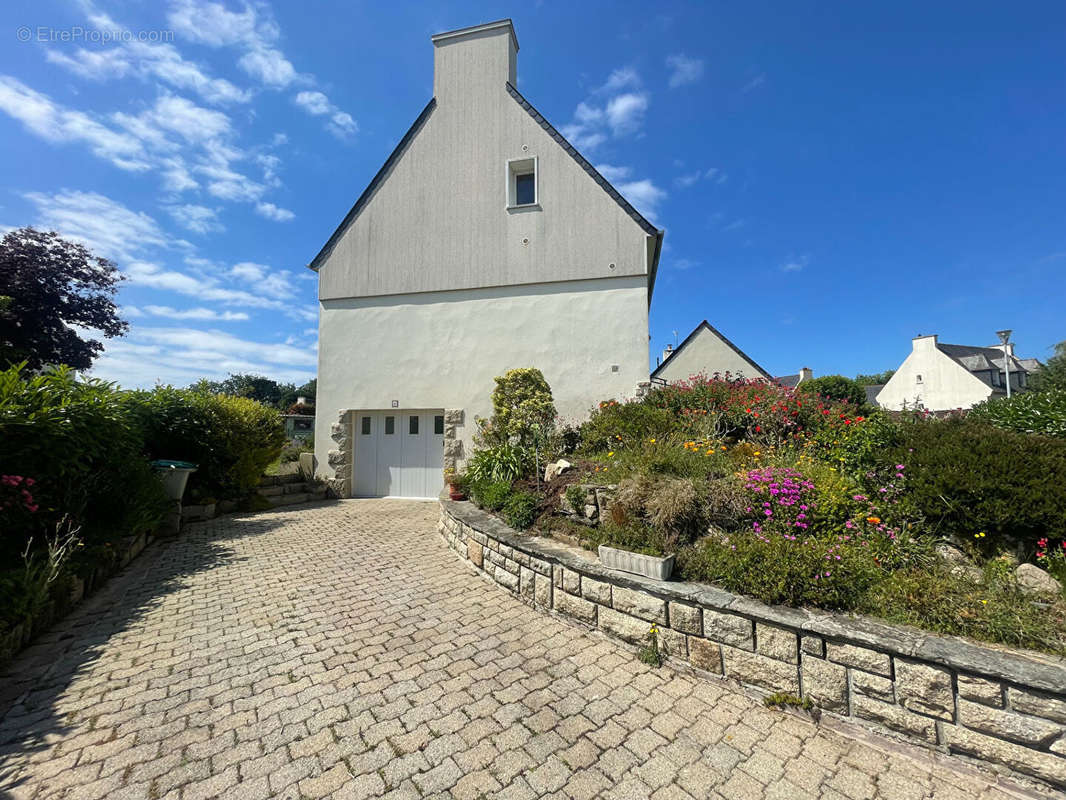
[
  {"x1": 981, "y1": 599, "x2": 988, "y2": 605},
  {"x1": 607, "y1": 451, "x2": 614, "y2": 457},
  {"x1": 649, "y1": 438, "x2": 656, "y2": 443},
  {"x1": 975, "y1": 532, "x2": 986, "y2": 539}
]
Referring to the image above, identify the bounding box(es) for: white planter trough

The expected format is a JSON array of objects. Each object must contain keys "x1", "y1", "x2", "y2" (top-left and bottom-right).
[{"x1": 598, "y1": 545, "x2": 675, "y2": 581}]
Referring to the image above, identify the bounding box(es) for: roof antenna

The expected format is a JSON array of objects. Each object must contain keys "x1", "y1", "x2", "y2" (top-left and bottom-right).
[{"x1": 672, "y1": 330, "x2": 678, "y2": 347}]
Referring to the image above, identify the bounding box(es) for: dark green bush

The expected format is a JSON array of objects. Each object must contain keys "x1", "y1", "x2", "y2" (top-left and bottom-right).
[
  {"x1": 470, "y1": 480, "x2": 512, "y2": 511},
  {"x1": 124, "y1": 387, "x2": 286, "y2": 500},
  {"x1": 503, "y1": 491, "x2": 540, "y2": 530},
  {"x1": 578, "y1": 401, "x2": 675, "y2": 453},
  {"x1": 969, "y1": 389, "x2": 1066, "y2": 438},
  {"x1": 281, "y1": 436, "x2": 313, "y2": 464},
  {"x1": 465, "y1": 444, "x2": 532, "y2": 484},
  {"x1": 888, "y1": 417, "x2": 1066, "y2": 553},
  {"x1": 800, "y1": 375, "x2": 868, "y2": 406}
]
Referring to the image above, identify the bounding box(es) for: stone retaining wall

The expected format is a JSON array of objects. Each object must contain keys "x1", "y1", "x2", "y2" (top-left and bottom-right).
[{"x1": 438, "y1": 498, "x2": 1066, "y2": 789}]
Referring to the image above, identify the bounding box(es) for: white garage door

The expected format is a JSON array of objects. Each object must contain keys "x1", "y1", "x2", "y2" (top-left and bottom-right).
[{"x1": 352, "y1": 410, "x2": 445, "y2": 498}]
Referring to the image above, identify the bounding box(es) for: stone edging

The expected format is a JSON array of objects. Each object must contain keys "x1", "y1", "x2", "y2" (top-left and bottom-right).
[{"x1": 438, "y1": 498, "x2": 1066, "y2": 789}]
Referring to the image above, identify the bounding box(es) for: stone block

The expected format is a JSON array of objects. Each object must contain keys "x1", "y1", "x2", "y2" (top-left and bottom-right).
[
  {"x1": 851, "y1": 694, "x2": 937, "y2": 743},
  {"x1": 850, "y1": 670, "x2": 894, "y2": 703},
  {"x1": 1009, "y1": 688, "x2": 1066, "y2": 724},
  {"x1": 493, "y1": 567, "x2": 519, "y2": 593},
  {"x1": 756, "y1": 623, "x2": 798, "y2": 664},
  {"x1": 658, "y1": 628, "x2": 687, "y2": 659},
  {"x1": 668, "y1": 602, "x2": 702, "y2": 635},
  {"x1": 957, "y1": 675, "x2": 1003, "y2": 708},
  {"x1": 562, "y1": 568, "x2": 581, "y2": 596},
  {"x1": 722, "y1": 645, "x2": 799, "y2": 694},
  {"x1": 499, "y1": 544, "x2": 513, "y2": 559},
  {"x1": 958, "y1": 699, "x2": 1063, "y2": 747},
  {"x1": 467, "y1": 541, "x2": 483, "y2": 568},
  {"x1": 553, "y1": 565, "x2": 563, "y2": 589},
  {"x1": 529, "y1": 557, "x2": 552, "y2": 577},
  {"x1": 471, "y1": 530, "x2": 488, "y2": 547},
  {"x1": 801, "y1": 636, "x2": 825, "y2": 658},
  {"x1": 689, "y1": 638, "x2": 722, "y2": 674},
  {"x1": 942, "y1": 723, "x2": 1066, "y2": 787},
  {"x1": 702, "y1": 610, "x2": 753, "y2": 650},
  {"x1": 554, "y1": 590, "x2": 597, "y2": 625},
  {"x1": 801, "y1": 655, "x2": 847, "y2": 712},
  {"x1": 612, "y1": 587, "x2": 666, "y2": 624},
  {"x1": 534, "y1": 575, "x2": 552, "y2": 609},
  {"x1": 499, "y1": 558, "x2": 520, "y2": 577},
  {"x1": 598, "y1": 607, "x2": 651, "y2": 645},
  {"x1": 895, "y1": 659, "x2": 954, "y2": 720},
  {"x1": 519, "y1": 567, "x2": 536, "y2": 603},
  {"x1": 444, "y1": 439, "x2": 463, "y2": 458},
  {"x1": 826, "y1": 643, "x2": 891, "y2": 677},
  {"x1": 581, "y1": 577, "x2": 612, "y2": 606},
  {"x1": 443, "y1": 408, "x2": 464, "y2": 425}
]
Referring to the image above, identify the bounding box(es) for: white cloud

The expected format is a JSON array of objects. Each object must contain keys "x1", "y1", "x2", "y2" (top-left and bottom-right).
[
  {"x1": 594, "y1": 164, "x2": 632, "y2": 183},
  {"x1": 143, "y1": 305, "x2": 250, "y2": 321},
  {"x1": 781, "y1": 255, "x2": 809, "y2": 272},
  {"x1": 666, "y1": 54, "x2": 705, "y2": 88},
  {"x1": 674, "y1": 171, "x2": 701, "y2": 188},
  {"x1": 560, "y1": 68, "x2": 650, "y2": 153},
  {"x1": 742, "y1": 74, "x2": 766, "y2": 93},
  {"x1": 0, "y1": 76, "x2": 150, "y2": 171},
  {"x1": 166, "y1": 204, "x2": 224, "y2": 235},
  {"x1": 617, "y1": 179, "x2": 667, "y2": 223},
  {"x1": 255, "y1": 202, "x2": 295, "y2": 222},
  {"x1": 25, "y1": 189, "x2": 174, "y2": 262},
  {"x1": 239, "y1": 48, "x2": 297, "y2": 88},
  {"x1": 46, "y1": 41, "x2": 251, "y2": 105},
  {"x1": 294, "y1": 91, "x2": 358, "y2": 138},
  {"x1": 167, "y1": 0, "x2": 264, "y2": 47}
]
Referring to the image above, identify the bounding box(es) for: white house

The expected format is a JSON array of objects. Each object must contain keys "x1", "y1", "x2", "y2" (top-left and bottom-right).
[
  {"x1": 651, "y1": 321, "x2": 772, "y2": 384},
  {"x1": 310, "y1": 19, "x2": 663, "y2": 499},
  {"x1": 875, "y1": 334, "x2": 1041, "y2": 411}
]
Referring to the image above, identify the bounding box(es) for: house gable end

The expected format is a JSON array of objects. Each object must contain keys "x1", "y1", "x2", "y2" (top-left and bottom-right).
[{"x1": 652, "y1": 321, "x2": 771, "y2": 382}]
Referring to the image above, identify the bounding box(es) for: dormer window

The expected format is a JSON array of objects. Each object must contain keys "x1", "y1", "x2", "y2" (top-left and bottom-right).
[{"x1": 507, "y1": 157, "x2": 538, "y2": 208}]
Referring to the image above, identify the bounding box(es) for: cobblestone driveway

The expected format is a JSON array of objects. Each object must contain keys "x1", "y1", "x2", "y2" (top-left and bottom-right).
[{"x1": 0, "y1": 501, "x2": 1053, "y2": 799}]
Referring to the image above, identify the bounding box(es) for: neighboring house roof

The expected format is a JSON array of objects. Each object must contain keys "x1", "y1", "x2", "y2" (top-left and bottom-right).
[
  {"x1": 308, "y1": 98, "x2": 437, "y2": 271},
  {"x1": 775, "y1": 374, "x2": 801, "y2": 388},
  {"x1": 936, "y1": 343, "x2": 1036, "y2": 375},
  {"x1": 651, "y1": 320, "x2": 771, "y2": 381},
  {"x1": 864, "y1": 385, "x2": 885, "y2": 406}
]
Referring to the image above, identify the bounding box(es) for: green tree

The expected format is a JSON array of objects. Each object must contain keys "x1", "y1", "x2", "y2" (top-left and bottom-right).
[
  {"x1": 855, "y1": 370, "x2": 895, "y2": 385},
  {"x1": 800, "y1": 375, "x2": 867, "y2": 406},
  {"x1": 190, "y1": 373, "x2": 296, "y2": 408},
  {"x1": 0, "y1": 228, "x2": 127, "y2": 370},
  {"x1": 1032, "y1": 340, "x2": 1066, "y2": 392},
  {"x1": 487, "y1": 367, "x2": 557, "y2": 446}
]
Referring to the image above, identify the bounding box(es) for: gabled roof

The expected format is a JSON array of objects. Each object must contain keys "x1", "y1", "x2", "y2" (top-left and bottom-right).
[
  {"x1": 775, "y1": 374, "x2": 801, "y2": 388},
  {"x1": 936, "y1": 343, "x2": 1036, "y2": 375},
  {"x1": 505, "y1": 82, "x2": 664, "y2": 298},
  {"x1": 651, "y1": 320, "x2": 771, "y2": 381},
  {"x1": 308, "y1": 98, "x2": 437, "y2": 271}
]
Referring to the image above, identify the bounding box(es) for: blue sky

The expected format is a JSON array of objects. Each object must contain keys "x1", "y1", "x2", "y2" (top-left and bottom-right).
[{"x1": 1, "y1": 1, "x2": 1064, "y2": 388}]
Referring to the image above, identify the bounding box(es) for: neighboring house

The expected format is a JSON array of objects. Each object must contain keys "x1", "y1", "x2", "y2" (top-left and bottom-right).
[
  {"x1": 311, "y1": 20, "x2": 663, "y2": 499},
  {"x1": 876, "y1": 334, "x2": 1042, "y2": 411},
  {"x1": 282, "y1": 414, "x2": 314, "y2": 439},
  {"x1": 775, "y1": 367, "x2": 814, "y2": 389},
  {"x1": 652, "y1": 321, "x2": 771, "y2": 384}
]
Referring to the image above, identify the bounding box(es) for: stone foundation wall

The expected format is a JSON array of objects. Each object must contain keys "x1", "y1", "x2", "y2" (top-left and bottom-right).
[{"x1": 438, "y1": 499, "x2": 1066, "y2": 789}]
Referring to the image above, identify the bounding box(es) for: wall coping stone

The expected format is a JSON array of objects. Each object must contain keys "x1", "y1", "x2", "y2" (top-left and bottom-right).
[{"x1": 441, "y1": 497, "x2": 1066, "y2": 694}]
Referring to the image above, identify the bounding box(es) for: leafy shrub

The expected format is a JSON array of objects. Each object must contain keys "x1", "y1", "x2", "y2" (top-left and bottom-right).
[
  {"x1": 482, "y1": 367, "x2": 557, "y2": 447},
  {"x1": 578, "y1": 401, "x2": 675, "y2": 453},
  {"x1": 1031, "y1": 340, "x2": 1066, "y2": 392},
  {"x1": 465, "y1": 444, "x2": 531, "y2": 484},
  {"x1": 565, "y1": 485, "x2": 587, "y2": 514},
  {"x1": 503, "y1": 491, "x2": 540, "y2": 529},
  {"x1": 969, "y1": 389, "x2": 1066, "y2": 438},
  {"x1": 470, "y1": 480, "x2": 512, "y2": 511},
  {"x1": 805, "y1": 410, "x2": 901, "y2": 475},
  {"x1": 888, "y1": 417, "x2": 1066, "y2": 553},
  {"x1": 124, "y1": 386, "x2": 286, "y2": 500},
  {"x1": 800, "y1": 375, "x2": 868, "y2": 406},
  {"x1": 281, "y1": 436, "x2": 313, "y2": 463}
]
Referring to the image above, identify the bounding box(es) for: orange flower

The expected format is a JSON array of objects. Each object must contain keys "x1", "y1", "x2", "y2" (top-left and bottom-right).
[{"x1": 867, "y1": 516, "x2": 881, "y2": 525}]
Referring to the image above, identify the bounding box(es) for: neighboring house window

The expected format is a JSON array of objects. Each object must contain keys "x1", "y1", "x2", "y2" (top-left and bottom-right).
[
  {"x1": 294, "y1": 418, "x2": 312, "y2": 431},
  {"x1": 506, "y1": 157, "x2": 538, "y2": 207}
]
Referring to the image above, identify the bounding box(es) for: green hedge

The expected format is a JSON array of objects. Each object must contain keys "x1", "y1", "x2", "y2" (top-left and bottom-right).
[
  {"x1": 124, "y1": 387, "x2": 286, "y2": 501},
  {"x1": 969, "y1": 389, "x2": 1066, "y2": 439}
]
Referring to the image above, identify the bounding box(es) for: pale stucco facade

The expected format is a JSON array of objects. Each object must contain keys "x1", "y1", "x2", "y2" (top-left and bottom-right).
[
  {"x1": 652, "y1": 321, "x2": 771, "y2": 384},
  {"x1": 311, "y1": 20, "x2": 662, "y2": 496},
  {"x1": 876, "y1": 335, "x2": 1002, "y2": 411}
]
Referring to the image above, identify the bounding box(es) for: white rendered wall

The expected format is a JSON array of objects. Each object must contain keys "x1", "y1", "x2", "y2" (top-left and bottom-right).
[
  {"x1": 314, "y1": 276, "x2": 649, "y2": 480},
  {"x1": 655, "y1": 328, "x2": 768, "y2": 383},
  {"x1": 876, "y1": 338, "x2": 993, "y2": 411}
]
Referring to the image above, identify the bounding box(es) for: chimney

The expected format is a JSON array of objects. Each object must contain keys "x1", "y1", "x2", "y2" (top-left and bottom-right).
[
  {"x1": 913, "y1": 334, "x2": 938, "y2": 351},
  {"x1": 797, "y1": 367, "x2": 813, "y2": 383},
  {"x1": 431, "y1": 19, "x2": 518, "y2": 103},
  {"x1": 662, "y1": 344, "x2": 674, "y2": 363}
]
